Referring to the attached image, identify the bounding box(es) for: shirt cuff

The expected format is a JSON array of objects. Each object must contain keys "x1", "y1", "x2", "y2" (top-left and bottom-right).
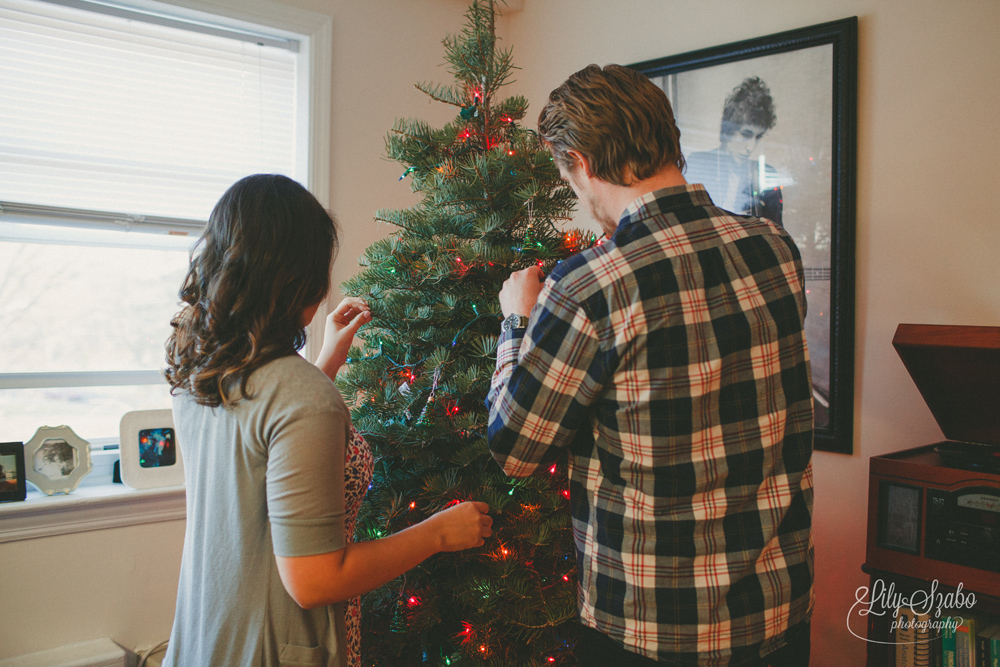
[
  {"x1": 270, "y1": 514, "x2": 347, "y2": 557},
  {"x1": 497, "y1": 328, "x2": 524, "y2": 365},
  {"x1": 490, "y1": 328, "x2": 525, "y2": 395}
]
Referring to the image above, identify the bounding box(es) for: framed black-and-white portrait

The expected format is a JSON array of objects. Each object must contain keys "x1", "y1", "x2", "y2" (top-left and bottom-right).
[
  {"x1": 119, "y1": 409, "x2": 184, "y2": 489},
  {"x1": 0, "y1": 441, "x2": 27, "y2": 503},
  {"x1": 632, "y1": 17, "x2": 857, "y2": 453},
  {"x1": 24, "y1": 425, "x2": 93, "y2": 495}
]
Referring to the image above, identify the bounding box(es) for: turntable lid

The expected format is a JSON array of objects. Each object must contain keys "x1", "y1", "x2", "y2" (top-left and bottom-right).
[{"x1": 892, "y1": 324, "x2": 1000, "y2": 446}]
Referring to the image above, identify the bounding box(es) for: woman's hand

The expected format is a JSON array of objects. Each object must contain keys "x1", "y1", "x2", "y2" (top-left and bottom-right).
[
  {"x1": 429, "y1": 501, "x2": 493, "y2": 551},
  {"x1": 315, "y1": 297, "x2": 371, "y2": 381}
]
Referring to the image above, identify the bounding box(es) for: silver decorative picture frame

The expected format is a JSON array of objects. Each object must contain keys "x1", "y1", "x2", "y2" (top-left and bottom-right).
[{"x1": 24, "y1": 425, "x2": 92, "y2": 496}]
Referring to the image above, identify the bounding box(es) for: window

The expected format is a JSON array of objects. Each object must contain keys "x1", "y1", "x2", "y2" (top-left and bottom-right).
[{"x1": 0, "y1": 0, "x2": 331, "y2": 449}]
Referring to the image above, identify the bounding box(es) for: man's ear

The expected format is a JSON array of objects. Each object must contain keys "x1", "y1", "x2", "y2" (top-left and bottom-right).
[{"x1": 564, "y1": 150, "x2": 594, "y2": 178}]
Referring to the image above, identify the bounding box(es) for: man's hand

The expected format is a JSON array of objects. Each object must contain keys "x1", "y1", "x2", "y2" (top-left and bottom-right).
[{"x1": 499, "y1": 266, "x2": 545, "y2": 318}]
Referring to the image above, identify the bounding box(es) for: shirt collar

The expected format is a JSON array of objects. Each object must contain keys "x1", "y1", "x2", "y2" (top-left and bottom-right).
[{"x1": 618, "y1": 183, "x2": 714, "y2": 230}]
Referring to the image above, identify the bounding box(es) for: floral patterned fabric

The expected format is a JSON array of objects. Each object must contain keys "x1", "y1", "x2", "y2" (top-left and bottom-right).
[{"x1": 343, "y1": 426, "x2": 374, "y2": 667}]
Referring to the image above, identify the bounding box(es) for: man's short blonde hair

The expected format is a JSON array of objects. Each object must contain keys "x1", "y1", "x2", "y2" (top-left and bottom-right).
[{"x1": 538, "y1": 64, "x2": 685, "y2": 186}]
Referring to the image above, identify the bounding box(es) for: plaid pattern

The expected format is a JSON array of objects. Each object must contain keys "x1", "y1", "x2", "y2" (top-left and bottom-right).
[{"x1": 487, "y1": 185, "x2": 814, "y2": 666}]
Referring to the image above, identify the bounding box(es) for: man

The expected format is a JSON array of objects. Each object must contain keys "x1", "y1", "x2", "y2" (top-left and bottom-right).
[
  {"x1": 486, "y1": 64, "x2": 813, "y2": 666},
  {"x1": 685, "y1": 77, "x2": 784, "y2": 226}
]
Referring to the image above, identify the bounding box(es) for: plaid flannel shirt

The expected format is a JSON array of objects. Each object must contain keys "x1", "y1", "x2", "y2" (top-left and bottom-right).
[{"x1": 487, "y1": 185, "x2": 814, "y2": 666}]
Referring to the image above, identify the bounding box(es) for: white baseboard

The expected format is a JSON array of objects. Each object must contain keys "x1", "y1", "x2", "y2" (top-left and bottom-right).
[{"x1": 0, "y1": 638, "x2": 133, "y2": 667}]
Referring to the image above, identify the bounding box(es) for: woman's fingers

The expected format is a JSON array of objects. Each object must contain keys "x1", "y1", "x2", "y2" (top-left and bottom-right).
[
  {"x1": 342, "y1": 309, "x2": 372, "y2": 335},
  {"x1": 435, "y1": 501, "x2": 493, "y2": 551},
  {"x1": 331, "y1": 297, "x2": 369, "y2": 321}
]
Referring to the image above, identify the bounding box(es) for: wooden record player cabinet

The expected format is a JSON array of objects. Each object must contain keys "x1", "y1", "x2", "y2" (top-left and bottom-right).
[
  {"x1": 864, "y1": 324, "x2": 1000, "y2": 666},
  {"x1": 864, "y1": 446, "x2": 1000, "y2": 666}
]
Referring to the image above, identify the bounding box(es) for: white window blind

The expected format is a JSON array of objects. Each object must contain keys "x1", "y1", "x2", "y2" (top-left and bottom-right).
[
  {"x1": 0, "y1": 0, "x2": 315, "y2": 443},
  {"x1": 0, "y1": 0, "x2": 303, "y2": 222}
]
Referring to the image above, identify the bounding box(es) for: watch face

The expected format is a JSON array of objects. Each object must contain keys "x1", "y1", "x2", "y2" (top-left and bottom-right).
[{"x1": 502, "y1": 314, "x2": 527, "y2": 332}]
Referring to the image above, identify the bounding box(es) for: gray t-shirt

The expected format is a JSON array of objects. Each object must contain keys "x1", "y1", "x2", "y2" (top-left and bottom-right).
[{"x1": 163, "y1": 355, "x2": 350, "y2": 667}]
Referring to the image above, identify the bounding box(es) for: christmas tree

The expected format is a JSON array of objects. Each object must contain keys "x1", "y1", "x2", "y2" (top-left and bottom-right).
[{"x1": 337, "y1": 1, "x2": 596, "y2": 665}]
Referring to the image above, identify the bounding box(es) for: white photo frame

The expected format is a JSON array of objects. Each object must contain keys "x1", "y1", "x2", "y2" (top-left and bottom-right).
[
  {"x1": 24, "y1": 425, "x2": 93, "y2": 496},
  {"x1": 119, "y1": 409, "x2": 185, "y2": 489}
]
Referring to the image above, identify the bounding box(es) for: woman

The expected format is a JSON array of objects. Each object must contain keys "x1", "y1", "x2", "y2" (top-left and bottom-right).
[{"x1": 163, "y1": 174, "x2": 491, "y2": 667}]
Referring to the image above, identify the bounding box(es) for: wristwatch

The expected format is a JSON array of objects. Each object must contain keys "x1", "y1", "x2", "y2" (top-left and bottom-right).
[{"x1": 500, "y1": 313, "x2": 530, "y2": 333}]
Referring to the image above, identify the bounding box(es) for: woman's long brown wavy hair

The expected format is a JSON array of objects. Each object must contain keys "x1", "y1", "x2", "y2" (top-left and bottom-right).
[{"x1": 165, "y1": 174, "x2": 338, "y2": 407}]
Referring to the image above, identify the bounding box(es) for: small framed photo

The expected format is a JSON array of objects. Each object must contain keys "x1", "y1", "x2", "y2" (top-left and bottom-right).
[
  {"x1": 0, "y1": 442, "x2": 28, "y2": 503},
  {"x1": 24, "y1": 426, "x2": 93, "y2": 496},
  {"x1": 119, "y1": 409, "x2": 185, "y2": 489}
]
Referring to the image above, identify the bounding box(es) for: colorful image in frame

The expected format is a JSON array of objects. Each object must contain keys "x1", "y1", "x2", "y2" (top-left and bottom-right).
[
  {"x1": 23, "y1": 425, "x2": 92, "y2": 495},
  {"x1": 0, "y1": 441, "x2": 28, "y2": 502},
  {"x1": 119, "y1": 409, "x2": 184, "y2": 489}
]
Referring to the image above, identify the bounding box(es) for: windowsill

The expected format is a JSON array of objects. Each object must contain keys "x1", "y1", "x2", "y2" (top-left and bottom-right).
[{"x1": 0, "y1": 483, "x2": 186, "y2": 544}]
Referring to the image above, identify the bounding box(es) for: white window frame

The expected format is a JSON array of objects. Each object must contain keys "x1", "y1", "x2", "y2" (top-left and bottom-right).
[{"x1": 0, "y1": 0, "x2": 333, "y2": 541}]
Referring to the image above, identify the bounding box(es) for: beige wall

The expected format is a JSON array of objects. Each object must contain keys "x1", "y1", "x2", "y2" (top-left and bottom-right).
[
  {"x1": 500, "y1": 0, "x2": 1000, "y2": 665},
  {"x1": 0, "y1": 521, "x2": 187, "y2": 659},
  {"x1": 4, "y1": 0, "x2": 999, "y2": 662},
  {"x1": 324, "y1": 0, "x2": 471, "y2": 298}
]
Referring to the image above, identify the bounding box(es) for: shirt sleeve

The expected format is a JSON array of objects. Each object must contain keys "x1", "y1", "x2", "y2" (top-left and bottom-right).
[
  {"x1": 263, "y1": 375, "x2": 349, "y2": 558},
  {"x1": 487, "y1": 277, "x2": 605, "y2": 476}
]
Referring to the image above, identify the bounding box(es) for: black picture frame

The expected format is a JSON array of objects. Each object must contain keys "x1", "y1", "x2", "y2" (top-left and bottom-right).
[
  {"x1": 0, "y1": 441, "x2": 28, "y2": 502},
  {"x1": 631, "y1": 17, "x2": 857, "y2": 453}
]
